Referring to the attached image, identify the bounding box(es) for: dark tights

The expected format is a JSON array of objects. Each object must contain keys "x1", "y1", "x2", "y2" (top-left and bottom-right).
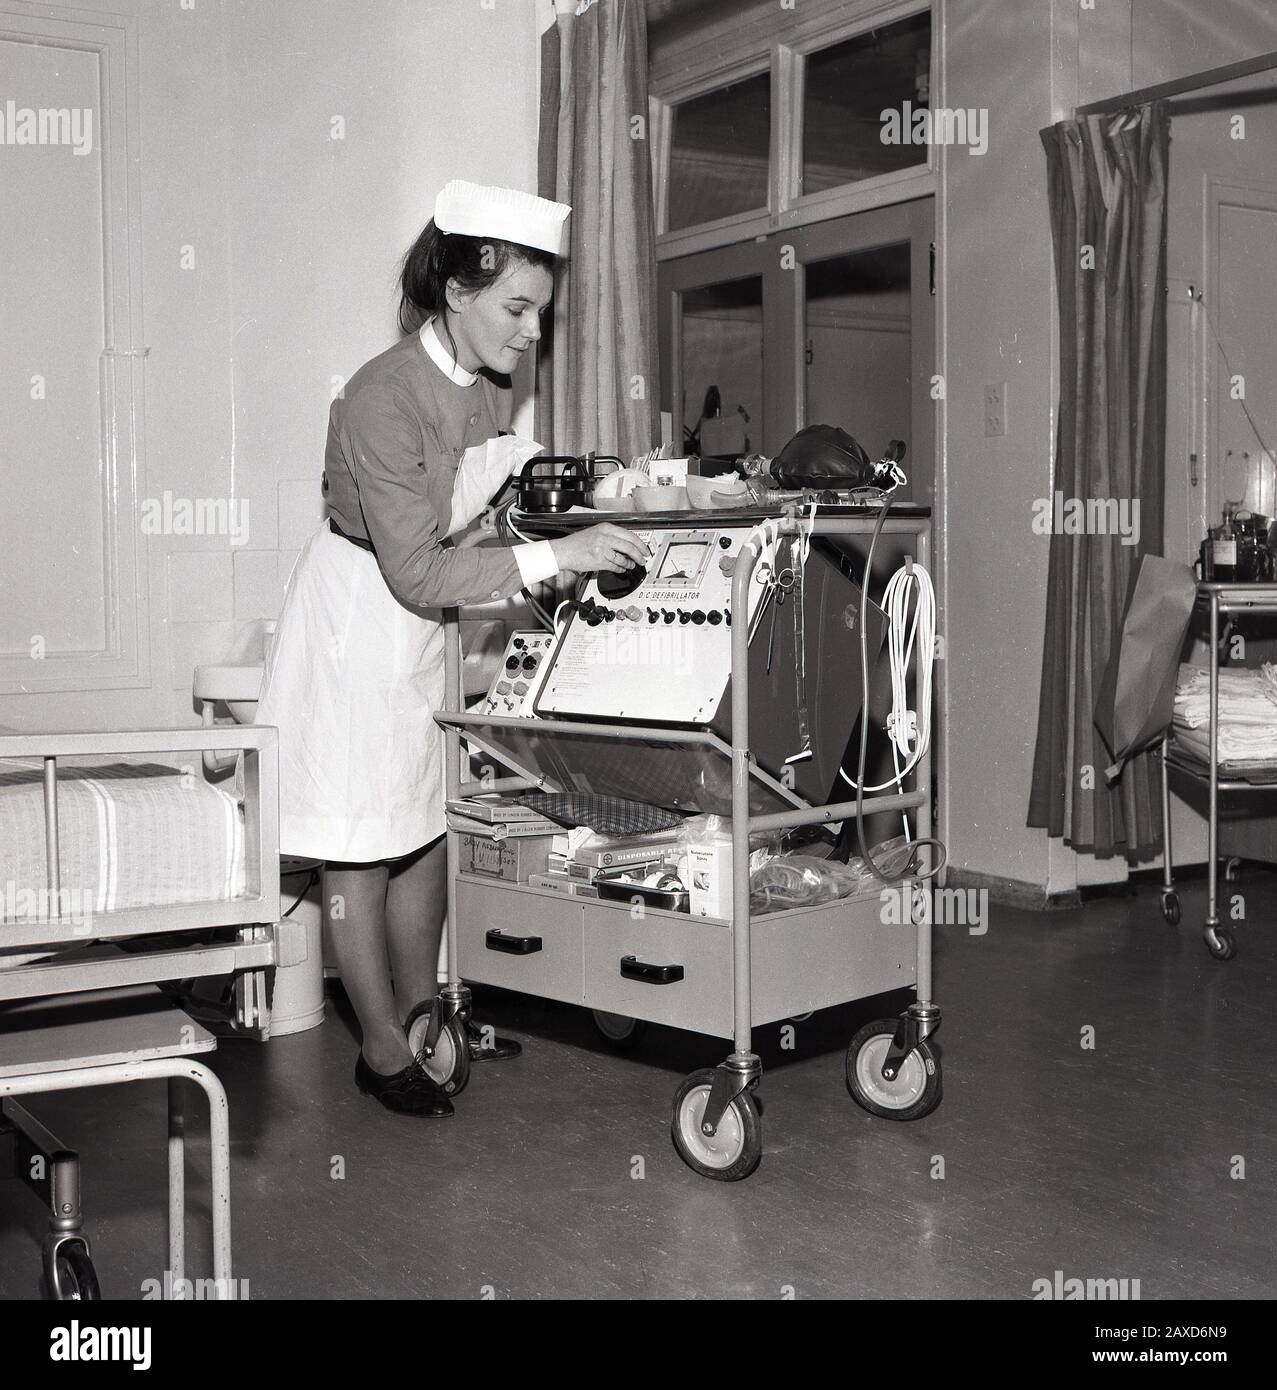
[{"x1": 323, "y1": 833, "x2": 449, "y2": 1073}]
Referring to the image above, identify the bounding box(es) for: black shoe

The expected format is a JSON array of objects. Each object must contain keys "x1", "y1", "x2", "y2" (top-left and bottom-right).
[
  {"x1": 354, "y1": 1053, "x2": 454, "y2": 1117},
  {"x1": 464, "y1": 1016, "x2": 523, "y2": 1062}
]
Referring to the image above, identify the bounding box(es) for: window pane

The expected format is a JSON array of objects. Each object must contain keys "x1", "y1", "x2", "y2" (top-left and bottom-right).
[
  {"x1": 802, "y1": 12, "x2": 931, "y2": 196},
  {"x1": 680, "y1": 277, "x2": 763, "y2": 456},
  {"x1": 668, "y1": 72, "x2": 770, "y2": 231},
  {"x1": 804, "y1": 244, "x2": 911, "y2": 480}
]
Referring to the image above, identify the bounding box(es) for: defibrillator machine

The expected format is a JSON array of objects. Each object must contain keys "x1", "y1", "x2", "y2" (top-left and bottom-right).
[{"x1": 528, "y1": 524, "x2": 888, "y2": 811}]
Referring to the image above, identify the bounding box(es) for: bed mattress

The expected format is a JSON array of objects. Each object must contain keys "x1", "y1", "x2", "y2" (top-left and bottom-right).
[{"x1": 0, "y1": 758, "x2": 245, "y2": 957}]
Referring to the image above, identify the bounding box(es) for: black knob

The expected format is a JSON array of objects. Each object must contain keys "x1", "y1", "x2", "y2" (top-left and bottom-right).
[
  {"x1": 691, "y1": 610, "x2": 706, "y2": 625},
  {"x1": 663, "y1": 610, "x2": 675, "y2": 624},
  {"x1": 521, "y1": 655, "x2": 538, "y2": 673},
  {"x1": 647, "y1": 608, "x2": 659, "y2": 623},
  {"x1": 678, "y1": 610, "x2": 692, "y2": 625},
  {"x1": 513, "y1": 637, "x2": 525, "y2": 649},
  {"x1": 505, "y1": 656, "x2": 520, "y2": 672},
  {"x1": 724, "y1": 609, "x2": 732, "y2": 626},
  {"x1": 603, "y1": 609, "x2": 616, "y2": 622},
  {"x1": 707, "y1": 611, "x2": 722, "y2": 625},
  {"x1": 718, "y1": 535, "x2": 731, "y2": 549},
  {"x1": 586, "y1": 612, "x2": 602, "y2": 627}
]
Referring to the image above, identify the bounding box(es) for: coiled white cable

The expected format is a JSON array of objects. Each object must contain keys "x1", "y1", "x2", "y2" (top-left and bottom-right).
[{"x1": 839, "y1": 556, "x2": 935, "y2": 795}]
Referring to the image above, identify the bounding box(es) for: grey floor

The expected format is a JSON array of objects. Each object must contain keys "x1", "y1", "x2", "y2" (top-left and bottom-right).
[{"x1": 2, "y1": 874, "x2": 1274, "y2": 1300}]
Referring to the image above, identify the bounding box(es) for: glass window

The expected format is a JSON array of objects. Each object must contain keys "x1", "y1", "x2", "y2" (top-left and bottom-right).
[
  {"x1": 802, "y1": 12, "x2": 932, "y2": 196},
  {"x1": 680, "y1": 276, "x2": 764, "y2": 455},
  {"x1": 668, "y1": 72, "x2": 771, "y2": 231},
  {"x1": 804, "y1": 244, "x2": 912, "y2": 474}
]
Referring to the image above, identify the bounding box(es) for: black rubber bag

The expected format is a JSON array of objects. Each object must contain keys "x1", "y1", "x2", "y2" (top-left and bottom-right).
[
  {"x1": 770, "y1": 424, "x2": 876, "y2": 490},
  {"x1": 1094, "y1": 556, "x2": 1197, "y2": 782}
]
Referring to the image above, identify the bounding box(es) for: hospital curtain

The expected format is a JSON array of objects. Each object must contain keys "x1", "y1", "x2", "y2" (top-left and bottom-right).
[
  {"x1": 1028, "y1": 102, "x2": 1170, "y2": 856},
  {"x1": 536, "y1": 0, "x2": 660, "y2": 458}
]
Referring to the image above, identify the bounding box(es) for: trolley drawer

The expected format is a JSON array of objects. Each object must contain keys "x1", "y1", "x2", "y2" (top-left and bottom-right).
[
  {"x1": 456, "y1": 878, "x2": 584, "y2": 1005},
  {"x1": 581, "y1": 904, "x2": 733, "y2": 1038}
]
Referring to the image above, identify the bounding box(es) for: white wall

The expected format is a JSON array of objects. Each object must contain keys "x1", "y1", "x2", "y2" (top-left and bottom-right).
[{"x1": 0, "y1": 0, "x2": 540, "y2": 734}]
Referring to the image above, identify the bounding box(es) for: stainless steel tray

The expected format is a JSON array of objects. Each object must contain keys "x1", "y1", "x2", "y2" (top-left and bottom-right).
[{"x1": 593, "y1": 862, "x2": 689, "y2": 913}]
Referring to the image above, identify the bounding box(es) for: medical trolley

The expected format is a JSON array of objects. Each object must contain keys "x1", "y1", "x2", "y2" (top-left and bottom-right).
[{"x1": 424, "y1": 508, "x2": 942, "y2": 1180}]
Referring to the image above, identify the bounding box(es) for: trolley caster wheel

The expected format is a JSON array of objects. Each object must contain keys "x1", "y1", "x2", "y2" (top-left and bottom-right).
[
  {"x1": 1206, "y1": 927, "x2": 1238, "y2": 962},
  {"x1": 846, "y1": 1019, "x2": 942, "y2": 1121},
  {"x1": 589, "y1": 1009, "x2": 648, "y2": 1049},
  {"x1": 45, "y1": 1243, "x2": 100, "y2": 1301},
  {"x1": 407, "y1": 1015, "x2": 471, "y2": 1096},
  {"x1": 1161, "y1": 891, "x2": 1181, "y2": 925},
  {"x1": 1224, "y1": 857, "x2": 1242, "y2": 883},
  {"x1": 671, "y1": 1069, "x2": 762, "y2": 1182}
]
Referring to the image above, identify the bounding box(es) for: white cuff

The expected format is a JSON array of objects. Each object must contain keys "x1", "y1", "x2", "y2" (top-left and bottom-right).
[{"x1": 513, "y1": 539, "x2": 560, "y2": 588}]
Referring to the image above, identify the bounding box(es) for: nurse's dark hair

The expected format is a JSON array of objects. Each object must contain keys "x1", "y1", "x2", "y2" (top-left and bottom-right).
[{"x1": 397, "y1": 220, "x2": 556, "y2": 337}]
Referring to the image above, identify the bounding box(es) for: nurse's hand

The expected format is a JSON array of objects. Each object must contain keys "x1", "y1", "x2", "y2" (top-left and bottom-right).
[{"x1": 550, "y1": 524, "x2": 649, "y2": 575}]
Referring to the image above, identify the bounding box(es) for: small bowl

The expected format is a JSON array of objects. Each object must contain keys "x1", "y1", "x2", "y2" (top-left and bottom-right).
[
  {"x1": 633, "y1": 485, "x2": 690, "y2": 512},
  {"x1": 686, "y1": 474, "x2": 747, "y2": 509}
]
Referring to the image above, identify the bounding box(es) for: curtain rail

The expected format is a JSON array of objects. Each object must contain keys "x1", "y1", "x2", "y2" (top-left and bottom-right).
[{"x1": 1075, "y1": 49, "x2": 1277, "y2": 116}]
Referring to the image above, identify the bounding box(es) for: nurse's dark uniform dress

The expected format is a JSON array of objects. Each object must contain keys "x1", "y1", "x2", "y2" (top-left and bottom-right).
[{"x1": 256, "y1": 321, "x2": 556, "y2": 862}]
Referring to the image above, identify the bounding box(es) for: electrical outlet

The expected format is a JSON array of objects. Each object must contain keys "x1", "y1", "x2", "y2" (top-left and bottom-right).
[{"x1": 984, "y1": 382, "x2": 1008, "y2": 437}]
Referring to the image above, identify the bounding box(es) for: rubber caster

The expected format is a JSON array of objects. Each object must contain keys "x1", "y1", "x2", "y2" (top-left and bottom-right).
[
  {"x1": 671, "y1": 1069, "x2": 762, "y2": 1182},
  {"x1": 590, "y1": 1009, "x2": 648, "y2": 1049},
  {"x1": 1206, "y1": 927, "x2": 1238, "y2": 962},
  {"x1": 846, "y1": 1019, "x2": 942, "y2": 1121},
  {"x1": 407, "y1": 1015, "x2": 470, "y2": 1096},
  {"x1": 1224, "y1": 857, "x2": 1242, "y2": 883},
  {"x1": 1161, "y1": 891, "x2": 1181, "y2": 925},
  {"x1": 45, "y1": 1243, "x2": 100, "y2": 1301}
]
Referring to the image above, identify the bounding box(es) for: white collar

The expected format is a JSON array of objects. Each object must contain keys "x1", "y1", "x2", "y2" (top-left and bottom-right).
[{"x1": 420, "y1": 318, "x2": 478, "y2": 387}]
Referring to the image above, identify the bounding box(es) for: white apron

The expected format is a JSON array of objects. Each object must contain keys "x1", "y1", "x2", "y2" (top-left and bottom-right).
[{"x1": 256, "y1": 435, "x2": 541, "y2": 863}]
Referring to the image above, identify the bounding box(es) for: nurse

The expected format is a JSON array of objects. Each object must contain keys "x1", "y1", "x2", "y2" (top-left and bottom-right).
[{"x1": 256, "y1": 180, "x2": 648, "y2": 1117}]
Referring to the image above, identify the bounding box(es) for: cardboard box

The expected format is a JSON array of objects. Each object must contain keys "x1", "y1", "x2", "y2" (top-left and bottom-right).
[
  {"x1": 687, "y1": 841, "x2": 731, "y2": 918},
  {"x1": 459, "y1": 833, "x2": 553, "y2": 884}
]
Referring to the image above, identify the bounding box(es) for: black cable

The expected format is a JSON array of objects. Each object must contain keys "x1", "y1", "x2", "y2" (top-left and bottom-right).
[
  {"x1": 280, "y1": 866, "x2": 320, "y2": 918},
  {"x1": 854, "y1": 496, "x2": 947, "y2": 886}
]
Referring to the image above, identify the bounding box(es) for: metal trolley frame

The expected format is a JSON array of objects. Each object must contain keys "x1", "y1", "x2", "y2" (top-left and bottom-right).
[
  {"x1": 1160, "y1": 581, "x2": 1277, "y2": 961},
  {"x1": 422, "y1": 511, "x2": 941, "y2": 1180}
]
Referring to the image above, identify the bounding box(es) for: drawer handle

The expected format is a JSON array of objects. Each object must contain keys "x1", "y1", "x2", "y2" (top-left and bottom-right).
[
  {"x1": 486, "y1": 929, "x2": 543, "y2": 956},
  {"x1": 620, "y1": 954, "x2": 684, "y2": 985}
]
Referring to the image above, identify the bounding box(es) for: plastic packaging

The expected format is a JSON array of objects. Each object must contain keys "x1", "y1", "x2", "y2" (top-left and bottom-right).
[{"x1": 749, "y1": 835, "x2": 918, "y2": 913}]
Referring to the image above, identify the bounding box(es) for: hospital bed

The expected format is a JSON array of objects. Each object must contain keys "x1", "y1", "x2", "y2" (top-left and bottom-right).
[{"x1": 0, "y1": 726, "x2": 285, "y2": 1297}]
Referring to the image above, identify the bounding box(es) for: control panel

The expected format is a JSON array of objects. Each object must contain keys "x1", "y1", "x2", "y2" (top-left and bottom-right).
[
  {"x1": 479, "y1": 631, "x2": 555, "y2": 717},
  {"x1": 533, "y1": 528, "x2": 774, "y2": 725}
]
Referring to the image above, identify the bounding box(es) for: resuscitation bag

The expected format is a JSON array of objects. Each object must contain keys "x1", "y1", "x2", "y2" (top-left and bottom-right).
[
  {"x1": 769, "y1": 424, "x2": 877, "y2": 490},
  {"x1": 1093, "y1": 555, "x2": 1198, "y2": 782}
]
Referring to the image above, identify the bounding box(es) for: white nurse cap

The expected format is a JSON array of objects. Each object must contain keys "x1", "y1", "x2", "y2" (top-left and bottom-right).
[{"x1": 434, "y1": 179, "x2": 572, "y2": 256}]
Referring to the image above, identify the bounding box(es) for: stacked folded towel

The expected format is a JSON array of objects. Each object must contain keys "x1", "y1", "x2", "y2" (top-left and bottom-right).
[{"x1": 1173, "y1": 663, "x2": 1277, "y2": 764}]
